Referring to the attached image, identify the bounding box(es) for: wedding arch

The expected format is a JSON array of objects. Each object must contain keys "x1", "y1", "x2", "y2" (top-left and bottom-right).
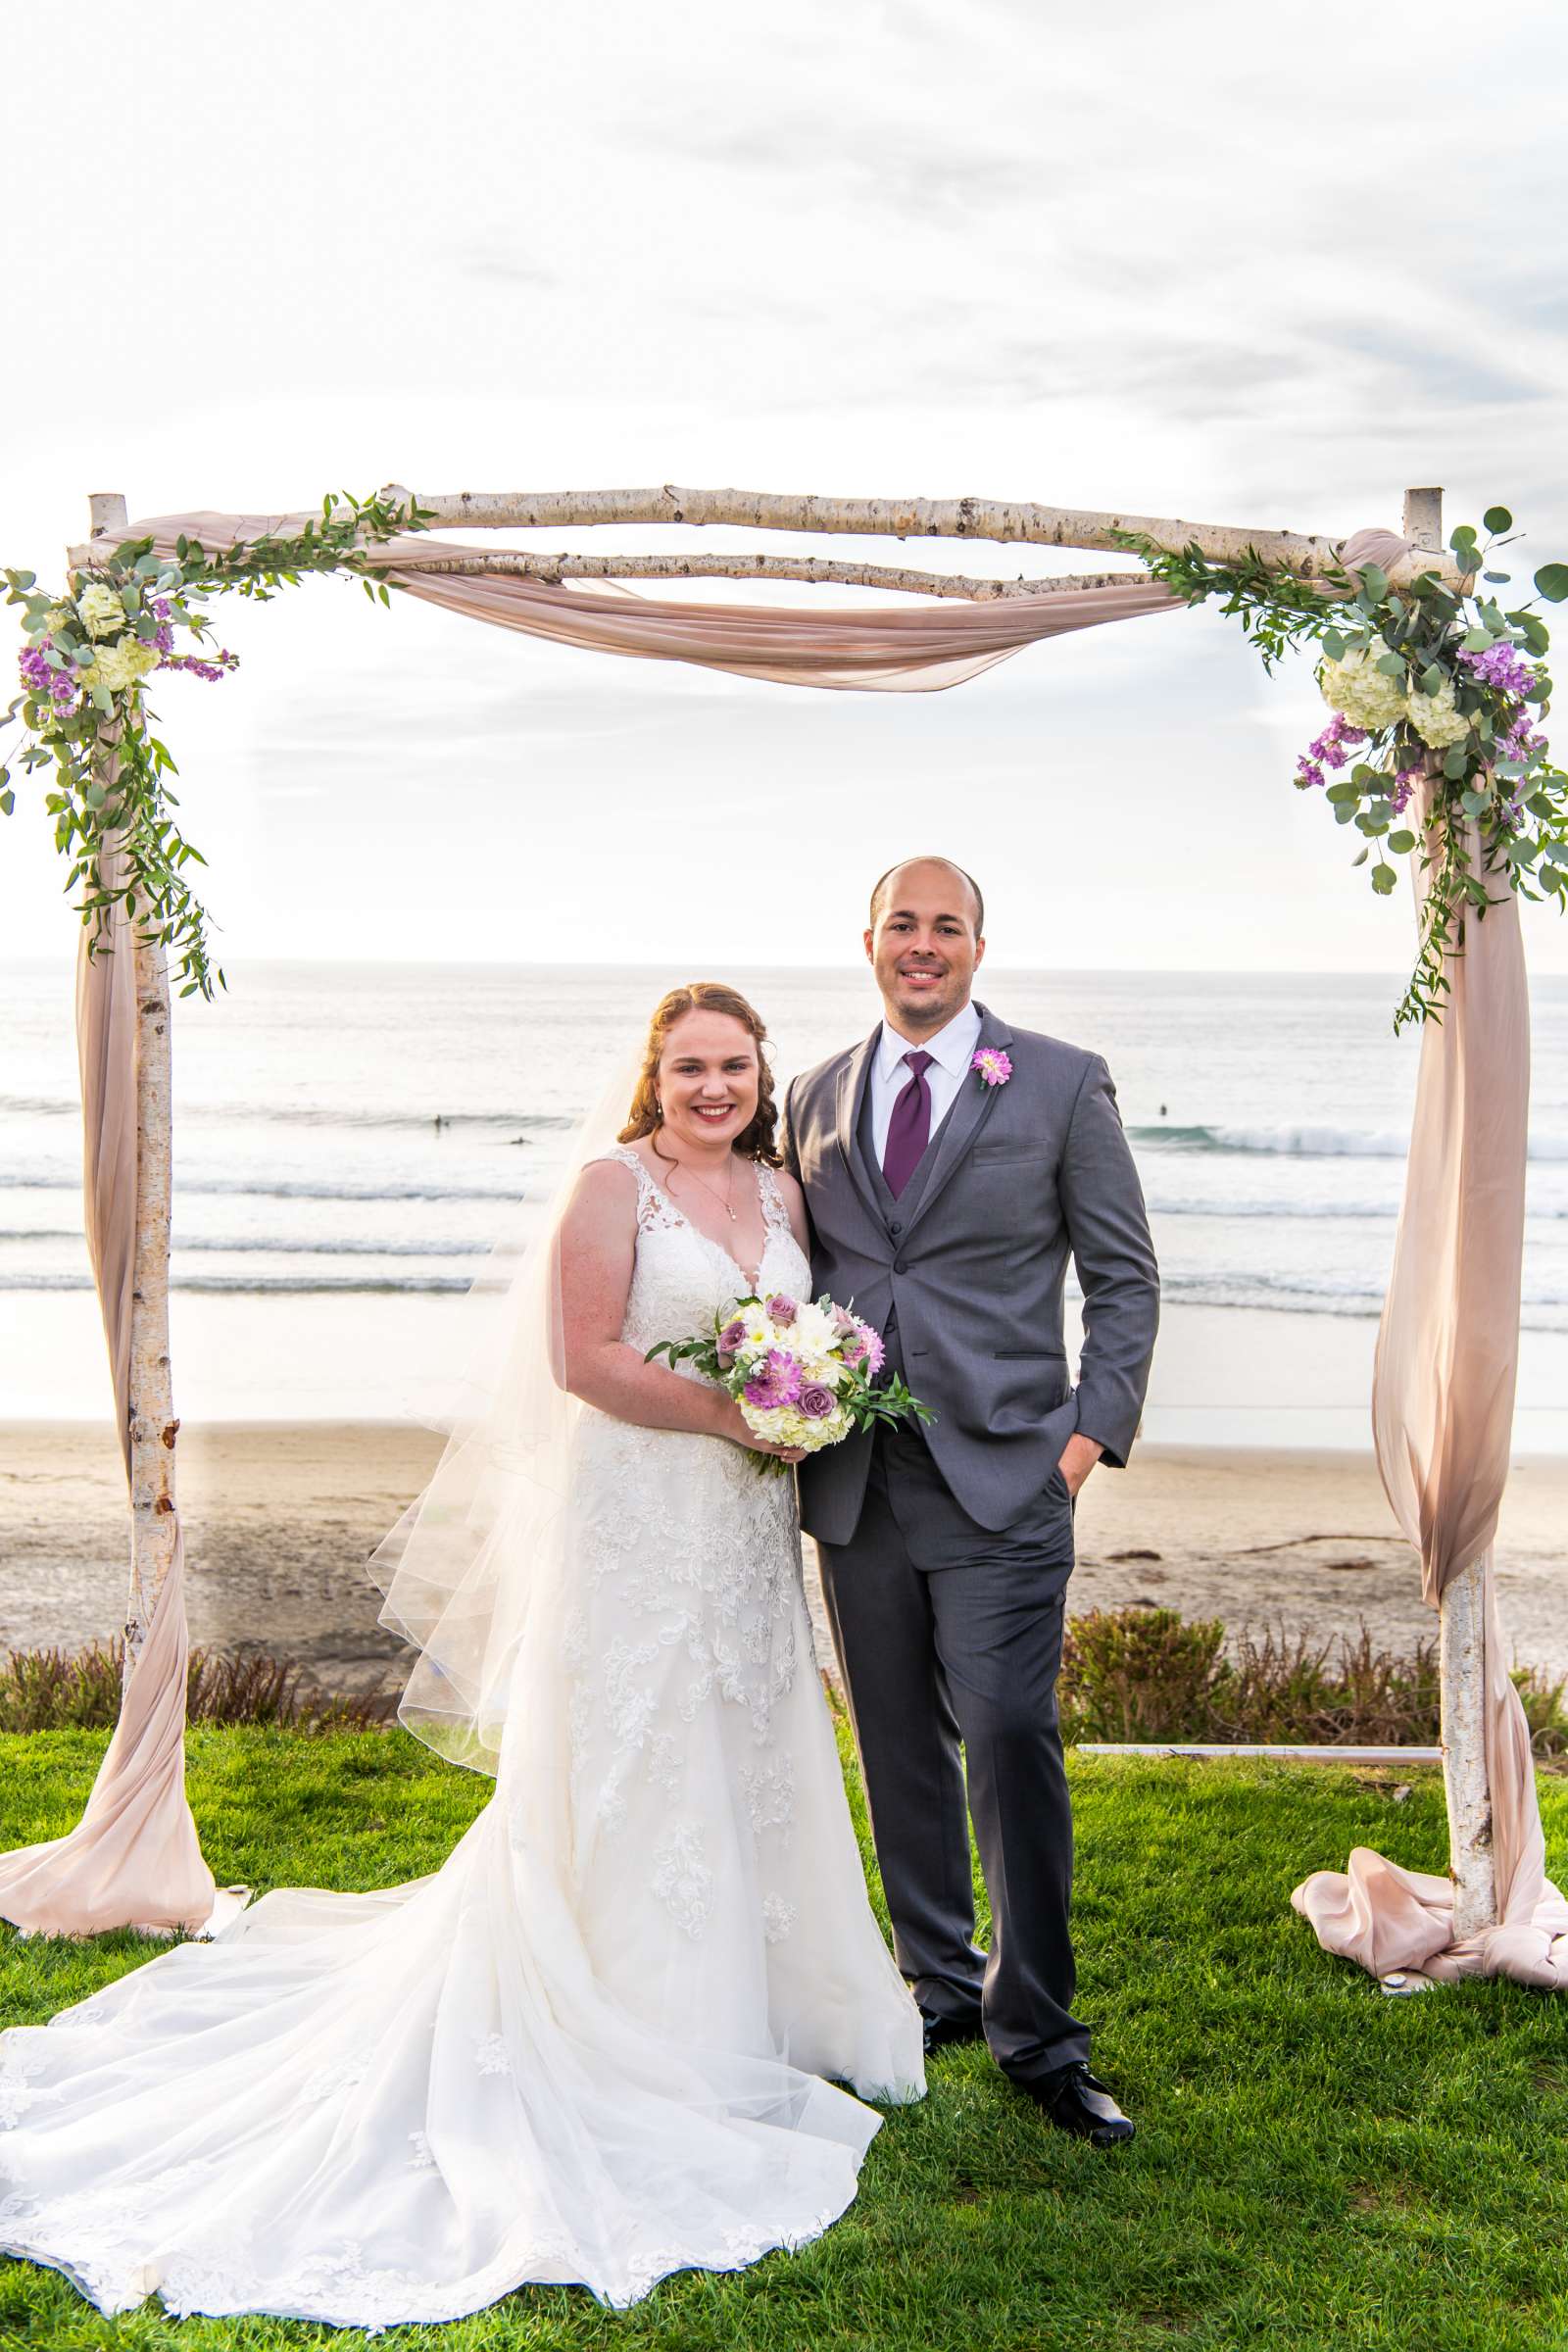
[{"x1": 2, "y1": 480, "x2": 1565, "y2": 1991}]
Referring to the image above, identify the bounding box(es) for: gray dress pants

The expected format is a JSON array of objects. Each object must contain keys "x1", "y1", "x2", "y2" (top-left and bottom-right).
[{"x1": 815, "y1": 1420, "x2": 1090, "y2": 2082}]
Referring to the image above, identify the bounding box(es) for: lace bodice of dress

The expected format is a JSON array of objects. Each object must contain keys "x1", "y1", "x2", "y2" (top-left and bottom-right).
[{"x1": 598, "y1": 1147, "x2": 809, "y2": 1359}]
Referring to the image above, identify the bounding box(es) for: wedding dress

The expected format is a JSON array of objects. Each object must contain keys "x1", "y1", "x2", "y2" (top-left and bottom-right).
[{"x1": 0, "y1": 1146, "x2": 923, "y2": 2326}]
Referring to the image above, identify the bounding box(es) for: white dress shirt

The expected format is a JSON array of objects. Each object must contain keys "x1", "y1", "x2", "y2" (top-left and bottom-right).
[{"x1": 867, "y1": 1000, "x2": 984, "y2": 1170}]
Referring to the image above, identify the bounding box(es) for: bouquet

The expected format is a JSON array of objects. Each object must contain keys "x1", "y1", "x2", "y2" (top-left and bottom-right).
[{"x1": 646, "y1": 1290, "x2": 932, "y2": 1472}]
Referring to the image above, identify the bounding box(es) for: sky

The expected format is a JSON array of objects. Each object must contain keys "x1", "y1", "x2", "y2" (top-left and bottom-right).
[{"x1": 2, "y1": 0, "x2": 1566, "y2": 976}]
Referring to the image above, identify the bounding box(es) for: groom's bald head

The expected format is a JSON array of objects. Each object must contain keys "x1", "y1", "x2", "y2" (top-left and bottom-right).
[{"x1": 868, "y1": 857, "x2": 984, "y2": 941}]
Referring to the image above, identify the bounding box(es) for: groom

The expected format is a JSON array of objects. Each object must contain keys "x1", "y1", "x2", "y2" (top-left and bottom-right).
[{"x1": 781, "y1": 857, "x2": 1159, "y2": 2145}]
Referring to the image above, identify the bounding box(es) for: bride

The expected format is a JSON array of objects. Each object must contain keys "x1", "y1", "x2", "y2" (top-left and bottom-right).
[{"x1": 0, "y1": 981, "x2": 924, "y2": 2328}]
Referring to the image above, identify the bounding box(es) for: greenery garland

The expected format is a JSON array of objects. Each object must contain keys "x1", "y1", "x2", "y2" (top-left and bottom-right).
[
  {"x1": 1116, "y1": 513, "x2": 1568, "y2": 1028},
  {"x1": 1, "y1": 489, "x2": 433, "y2": 999}
]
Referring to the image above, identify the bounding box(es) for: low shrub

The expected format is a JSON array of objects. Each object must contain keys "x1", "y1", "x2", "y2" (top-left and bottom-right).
[
  {"x1": 6, "y1": 1610, "x2": 1566, "y2": 1759},
  {"x1": 1058, "y1": 1606, "x2": 1568, "y2": 1760},
  {"x1": 0, "y1": 1640, "x2": 398, "y2": 1735}
]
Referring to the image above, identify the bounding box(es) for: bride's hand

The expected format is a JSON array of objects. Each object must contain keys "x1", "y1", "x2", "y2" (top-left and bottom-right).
[{"x1": 714, "y1": 1398, "x2": 806, "y2": 1464}]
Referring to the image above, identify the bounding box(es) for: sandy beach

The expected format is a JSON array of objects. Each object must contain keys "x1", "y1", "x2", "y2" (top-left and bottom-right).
[{"x1": 4, "y1": 1420, "x2": 1566, "y2": 1699}]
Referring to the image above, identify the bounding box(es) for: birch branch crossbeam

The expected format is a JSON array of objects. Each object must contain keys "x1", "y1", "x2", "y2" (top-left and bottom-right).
[
  {"x1": 387, "y1": 484, "x2": 1464, "y2": 593},
  {"x1": 379, "y1": 549, "x2": 1145, "y2": 601}
]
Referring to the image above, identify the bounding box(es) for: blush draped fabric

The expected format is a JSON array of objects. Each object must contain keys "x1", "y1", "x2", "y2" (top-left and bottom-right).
[
  {"x1": 0, "y1": 858, "x2": 223, "y2": 1939},
  {"x1": 1293, "y1": 774, "x2": 1568, "y2": 1987},
  {"x1": 67, "y1": 511, "x2": 1184, "y2": 692}
]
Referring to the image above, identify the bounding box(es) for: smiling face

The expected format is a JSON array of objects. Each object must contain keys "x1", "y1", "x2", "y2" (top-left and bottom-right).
[
  {"x1": 865, "y1": 858, "x2": 985, "y2": 1037},
  {"x1": 657, "y1": 1008, "x2": 761, "y2": 1153}
]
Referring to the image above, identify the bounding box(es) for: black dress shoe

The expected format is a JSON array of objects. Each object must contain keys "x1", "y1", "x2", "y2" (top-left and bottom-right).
[
  {"x1": 1023, "y1": 2060, "x2": 1135, "y2": 2146},
  {"x1": 919, "y1": 2008, "x2": 985, "y2": 2056}
]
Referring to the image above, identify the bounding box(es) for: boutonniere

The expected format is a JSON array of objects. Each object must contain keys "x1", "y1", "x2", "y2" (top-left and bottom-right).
[{"x1": 971, "y1": 1047, "x2": 1012, "y2": 1089}]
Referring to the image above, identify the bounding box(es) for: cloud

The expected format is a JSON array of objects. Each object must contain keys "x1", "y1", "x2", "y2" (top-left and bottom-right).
[{"x1": 462, "y1": 250, "x2": 564, "y2": 291}]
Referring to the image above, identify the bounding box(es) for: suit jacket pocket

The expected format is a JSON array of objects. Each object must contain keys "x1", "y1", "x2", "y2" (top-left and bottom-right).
[
  {"x1": 995, "y1": 1348, "x2": 1066, "y2": 1360},
  {"x1": 972, "y1": 1140, "x2": 1054, "y2": 1165}
]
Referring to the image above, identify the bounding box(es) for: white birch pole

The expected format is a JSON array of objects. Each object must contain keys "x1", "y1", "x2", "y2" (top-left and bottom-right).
[
  {"x1": 389, "y1": 485, "x2": 1464, "y2": 591},
  {"x1": 378, "y1": 547, "x2": 1149, "y2": 601},
  {"x1": 86, "y1": 491, "x2": 180, "y2": 1677},
  {"x1": 1399, "y1": 482, "x2": 1498, "y2": 1938}
]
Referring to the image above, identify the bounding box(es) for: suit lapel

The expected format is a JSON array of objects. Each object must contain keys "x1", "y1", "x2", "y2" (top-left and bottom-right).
[
  {"x1": 833, "y1": 1028, "x2": 884, "y2": 1227},
  {"x1": 898, "y1": 1004, "x2": 1013, "y2": 1241}
]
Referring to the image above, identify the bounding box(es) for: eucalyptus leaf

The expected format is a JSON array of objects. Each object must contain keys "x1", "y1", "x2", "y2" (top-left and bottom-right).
[
  {"x1": 1322, "y1": 630, "x2": 1348, "y2": 661},
  {"x1": 1351, "y1": 846, "x2": 1370, "y2": 866},
  {"x1": 1536, "y1": 564, "x2": 1568, "y2": 603},
  {"x1": 1388, "y1": 829, "x2": 1417, "y2": 854},
  {"x1": 1420, "y1": 662, "x2": 1445, "y2": 696},
  {"x1": 1461, "y1": 628, "x2": 1494, "y2": 653},
  {"x1": 1371, "y1": 863, "x2": 1398, "y2": 895},
  {"x1": 1483, "y1": 507, "x2": 1514, "y2": 535},
  {"x1": 1443, "y1": 746, "x2": 1470, "y2": 779},
  {"x1": 1375, "y1": 654, "x2": 1406, "y2": 679},
  {"x1": 1460, "y1": 788, "x2": 1491, "y2": 815}
]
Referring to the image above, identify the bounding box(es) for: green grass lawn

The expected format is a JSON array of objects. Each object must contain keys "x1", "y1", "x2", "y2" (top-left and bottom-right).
[{"x1": 3, "y1": 1727, "x2": 1567, "y2": 2351}]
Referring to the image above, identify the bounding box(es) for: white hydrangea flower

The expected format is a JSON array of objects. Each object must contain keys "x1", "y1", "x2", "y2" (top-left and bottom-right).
[
  {"x1": 1319, "y1": 635, "x2": 1408, "y2": 732},
  {"x1": 82, "y1": 637, "x2": 159, "y2": 694},
  {"x1": 1404, "y1": 677, "x2": 1470, "y2": 750},
  {"x1": 76, "y1": 582, "x2": 127, "y2": 641}
]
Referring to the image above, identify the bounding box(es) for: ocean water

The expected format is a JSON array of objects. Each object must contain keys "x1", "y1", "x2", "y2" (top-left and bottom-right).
[{"x1": 5, "y1": 957, "x2": 1568, "y2": 1435}]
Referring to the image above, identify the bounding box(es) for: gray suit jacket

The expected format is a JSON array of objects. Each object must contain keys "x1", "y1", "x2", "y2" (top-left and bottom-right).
[{"x1": 780, "y1": 1003, "x2": 1159, "y2": 1544}]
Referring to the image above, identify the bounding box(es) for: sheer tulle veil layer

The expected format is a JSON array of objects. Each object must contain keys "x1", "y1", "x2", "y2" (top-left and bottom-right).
[{"x1": 368, "y1": 1049, "x2": 645, "y2": 1771}]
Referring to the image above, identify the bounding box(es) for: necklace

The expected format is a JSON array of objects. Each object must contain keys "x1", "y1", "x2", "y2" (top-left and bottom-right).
[{"x1": 670, "y1": 1150, "x2": 739, "y2": 1222}]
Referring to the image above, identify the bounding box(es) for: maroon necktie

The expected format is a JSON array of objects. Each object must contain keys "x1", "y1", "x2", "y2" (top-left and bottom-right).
[{"x1": 882, "y1": 1051, "x2": 935, "y2": 1200}]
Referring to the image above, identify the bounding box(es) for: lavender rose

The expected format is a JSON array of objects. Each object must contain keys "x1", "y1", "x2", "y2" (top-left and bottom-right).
[
  {"x1": 798, "y1": 1382, "x2": 836, "y2": 1420},
  {"x1": 765, "y1": 1294, "x2": 799, "y2": 1326}
]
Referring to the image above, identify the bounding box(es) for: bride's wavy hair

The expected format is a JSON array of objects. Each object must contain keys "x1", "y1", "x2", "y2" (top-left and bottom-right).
[{"x1": 618, "y1": 982, "x2": 782, "y2": 1166}]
